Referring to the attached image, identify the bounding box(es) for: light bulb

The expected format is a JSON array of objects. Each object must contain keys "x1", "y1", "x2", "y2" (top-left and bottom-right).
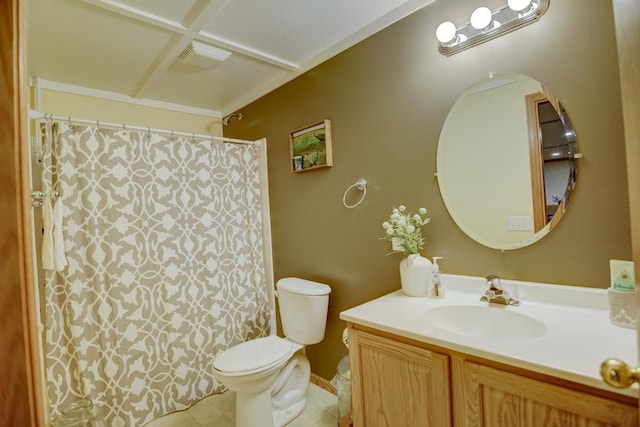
[
  {"x1": 508, "y1": 0, "x2": 533, "y2": 12},
  {"x1": 436, "y1": 21, "x2": 457, "y2": 43},
  {"x1": 470, "y1": 7, "x2": 493, "y2": 30}
]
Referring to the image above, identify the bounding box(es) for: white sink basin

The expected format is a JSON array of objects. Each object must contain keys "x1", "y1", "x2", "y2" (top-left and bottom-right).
[{"x1": 424, "y1": 305, "x2": 547, "y2": 340}]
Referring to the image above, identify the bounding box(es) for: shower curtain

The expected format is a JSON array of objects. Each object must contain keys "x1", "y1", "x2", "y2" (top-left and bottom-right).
[{"x1": 41, "y1": 122, "x2": 271, "y2": 426}]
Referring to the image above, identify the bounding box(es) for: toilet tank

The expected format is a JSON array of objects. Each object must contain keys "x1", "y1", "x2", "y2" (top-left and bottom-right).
[{"x1": 277, "y1": 278, "x2": 331, "y2": 345}]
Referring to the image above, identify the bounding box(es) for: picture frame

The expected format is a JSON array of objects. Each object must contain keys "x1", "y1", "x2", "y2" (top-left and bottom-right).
[{"x1": 289, "y1": 119, "x2": 333, "y2": 172}]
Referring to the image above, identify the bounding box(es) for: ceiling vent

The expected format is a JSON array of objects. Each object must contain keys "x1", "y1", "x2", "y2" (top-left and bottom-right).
[{"x1": 178, "y1": 41, "x2": 232, "y2": 68}]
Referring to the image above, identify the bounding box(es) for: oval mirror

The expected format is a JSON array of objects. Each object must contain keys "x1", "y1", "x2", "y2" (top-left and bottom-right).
[{"x1": 436, "y1": 73, "x2": 578, "y2": 250}]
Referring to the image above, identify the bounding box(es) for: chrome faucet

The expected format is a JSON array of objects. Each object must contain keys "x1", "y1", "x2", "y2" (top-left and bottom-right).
[{"x1": 480, "y1": 275, "x2": 520, "y2": 306}]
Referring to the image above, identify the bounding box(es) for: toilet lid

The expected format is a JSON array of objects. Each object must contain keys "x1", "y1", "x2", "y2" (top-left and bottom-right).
[{"x1": 213, "y1": 336, "x2": 292, "y2": 373}]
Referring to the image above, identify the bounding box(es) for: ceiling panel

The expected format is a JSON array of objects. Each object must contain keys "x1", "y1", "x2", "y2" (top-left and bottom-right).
[
  {"x1": 201, "y1": 0, "x2": 408, "y2": 64},
  {"x1": 28, "y1": 0, "x2": 436, "y2": 115},
  {"x1": 154, "y1": 55, "x2": 283, "y2": 110},
  {"x1": 29, "y1": 0, "x2": 176, "y2": 94},
  {"x1": 115, "y1": 0, "x2": 203, "y2": 24}
]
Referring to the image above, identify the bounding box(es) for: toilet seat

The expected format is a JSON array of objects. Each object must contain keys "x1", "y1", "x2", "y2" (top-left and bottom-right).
[{"x1": 214, "y1": 336, "x2": 293, "y2": 375}]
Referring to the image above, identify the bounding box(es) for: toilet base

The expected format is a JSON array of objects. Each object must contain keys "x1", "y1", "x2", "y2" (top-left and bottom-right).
[
  {"x1": 235, "y1": 390, "x2": 306, "y2": 427},
  {"x1": 236, "y1": 389, "x2": 276, "y2": 427},
  {"x1": 274, "y1": 395, "x2": 306, "y2": 427},
  {"x1": 218, "y1": 352, "x2": 311, "y2": 427},
  {"x1": 236, "y1": 374, "x2": 307, "y2": 427},
  {"x1": 271, "y1": 353, "x2": 310, "y2": 426}
]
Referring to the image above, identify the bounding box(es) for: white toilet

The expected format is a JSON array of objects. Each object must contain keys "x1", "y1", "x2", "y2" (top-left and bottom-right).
[{"x1": 212, "y1": 277, "x2": 331, "y2": 427}]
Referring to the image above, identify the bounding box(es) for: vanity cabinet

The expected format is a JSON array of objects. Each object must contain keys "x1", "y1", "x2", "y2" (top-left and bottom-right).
[
  {"x1": 453, "y1": 359, "x2": 637, "y2": 427},
  {"x1": 348, "y1": 325, "x2": 638, "y2": 427},
  {"x1": 348, "y1": 328, "x2": 452, "y2": 426}
]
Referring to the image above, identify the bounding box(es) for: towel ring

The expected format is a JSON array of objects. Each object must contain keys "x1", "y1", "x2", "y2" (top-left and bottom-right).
[{"x1": 342, "y1": 178, "x2": 367, "y2": 209}]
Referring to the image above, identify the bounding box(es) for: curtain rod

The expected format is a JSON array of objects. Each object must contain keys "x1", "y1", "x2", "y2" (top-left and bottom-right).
[{"x1": 28, "y1": 109, "x2": 260, "y2": 146}]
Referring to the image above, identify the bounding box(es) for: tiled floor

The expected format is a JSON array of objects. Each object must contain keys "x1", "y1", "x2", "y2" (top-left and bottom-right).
[{"x1": 145, "y1": 383, "x2": 338, "y2": 427}]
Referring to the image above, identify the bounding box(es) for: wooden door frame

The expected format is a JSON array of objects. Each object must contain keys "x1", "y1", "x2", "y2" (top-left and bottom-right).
[
  {"x1": 526, "y1": 91, "x2": 548, "y2": 233},
  {"x1": 1, "y1": 0, "x2": 46, "y2": 425},
  {"x1": 611, "y1": 1, "x2": 640, "y2": 273},
  {"x1": 611, "y1": 0, "x2": 640, "y2": 418}
]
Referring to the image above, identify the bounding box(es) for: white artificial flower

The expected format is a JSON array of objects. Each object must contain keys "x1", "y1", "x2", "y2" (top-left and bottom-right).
[{"x1": 381, "y1": 204, "x2": 431, "y2": 255}]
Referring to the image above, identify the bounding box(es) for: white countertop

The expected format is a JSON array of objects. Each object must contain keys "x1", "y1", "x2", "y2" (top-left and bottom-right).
[{"x1": 340, "y1": 274, "x2": 639, "y2": 398}]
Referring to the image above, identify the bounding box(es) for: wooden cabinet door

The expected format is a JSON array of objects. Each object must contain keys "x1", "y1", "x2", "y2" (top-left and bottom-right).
[
  {"x1": 453, "y1": 359, "x2": 638, "y2": 427},
  {"x1": 349, "y1": 328, "x2": 452, "y2": 427}
]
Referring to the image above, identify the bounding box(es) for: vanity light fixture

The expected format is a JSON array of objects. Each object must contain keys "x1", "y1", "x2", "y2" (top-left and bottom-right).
[
  {"x1": 470, "y1": 7, "x2": 500, "y2": 32},
  {"x1": 508, "y1": 0, "x2": 535, "y2": 14},
  {"x1": 436, "y1": 0, "x2": 549, "y2": 56},
  {"x1": 435, "y1": 21, "x2": 468, "y2": 46}
]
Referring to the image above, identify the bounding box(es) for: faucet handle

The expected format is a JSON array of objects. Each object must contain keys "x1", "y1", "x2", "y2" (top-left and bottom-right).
[
  {"x1": 482, "y1": 275, "x2": 520, "y2": 306},
  {"x1": 485, "y1": 275, "x2": 502, "y2": 290}
]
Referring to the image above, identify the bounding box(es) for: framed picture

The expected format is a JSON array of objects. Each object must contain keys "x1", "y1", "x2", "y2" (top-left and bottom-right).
[{"x1": 289, "y1": 119, "x2": 333, "y2": 172}]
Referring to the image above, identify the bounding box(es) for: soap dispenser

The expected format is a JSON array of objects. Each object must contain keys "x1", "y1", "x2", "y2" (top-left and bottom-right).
[{"x1": 428, "y1": 256, "x2": 444, "y2": 299}]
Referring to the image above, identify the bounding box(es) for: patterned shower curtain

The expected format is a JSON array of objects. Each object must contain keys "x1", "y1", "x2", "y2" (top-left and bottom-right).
[{"x1": 42, "y1": 122, "x2": 271, "y2": 426}]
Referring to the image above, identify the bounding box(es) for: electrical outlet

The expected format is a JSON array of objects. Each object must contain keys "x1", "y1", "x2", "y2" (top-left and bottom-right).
[{"x1": 507, "y1": 216, "x2": 532, "y2": 231}]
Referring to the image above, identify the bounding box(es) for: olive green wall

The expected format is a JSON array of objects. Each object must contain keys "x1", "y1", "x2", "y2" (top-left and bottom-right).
[{"x1": 225, "y1": 0, "x2": 631, "y2": 379}]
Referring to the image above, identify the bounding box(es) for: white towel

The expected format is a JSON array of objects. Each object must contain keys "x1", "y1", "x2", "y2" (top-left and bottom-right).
[
  {"x1": 52, "y1": 197, "x2": 68, "y2": 272},
  {"x1": 41, "y1": 198, "x2": 55, "y2": 270}
]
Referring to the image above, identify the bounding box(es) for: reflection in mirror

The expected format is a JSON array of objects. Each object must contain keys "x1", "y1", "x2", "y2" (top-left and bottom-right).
[
  {"x1": 437, "y1": 73, "x2": 578, "y2": 250},
  {"x1": 526, "y1": 93, "x2": 578, "y2": 233}
]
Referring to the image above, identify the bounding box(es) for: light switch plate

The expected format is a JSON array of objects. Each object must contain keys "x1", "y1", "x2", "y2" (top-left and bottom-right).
[{"x1": 507, "y1": 216, "x2": 532, "y2": 231}]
